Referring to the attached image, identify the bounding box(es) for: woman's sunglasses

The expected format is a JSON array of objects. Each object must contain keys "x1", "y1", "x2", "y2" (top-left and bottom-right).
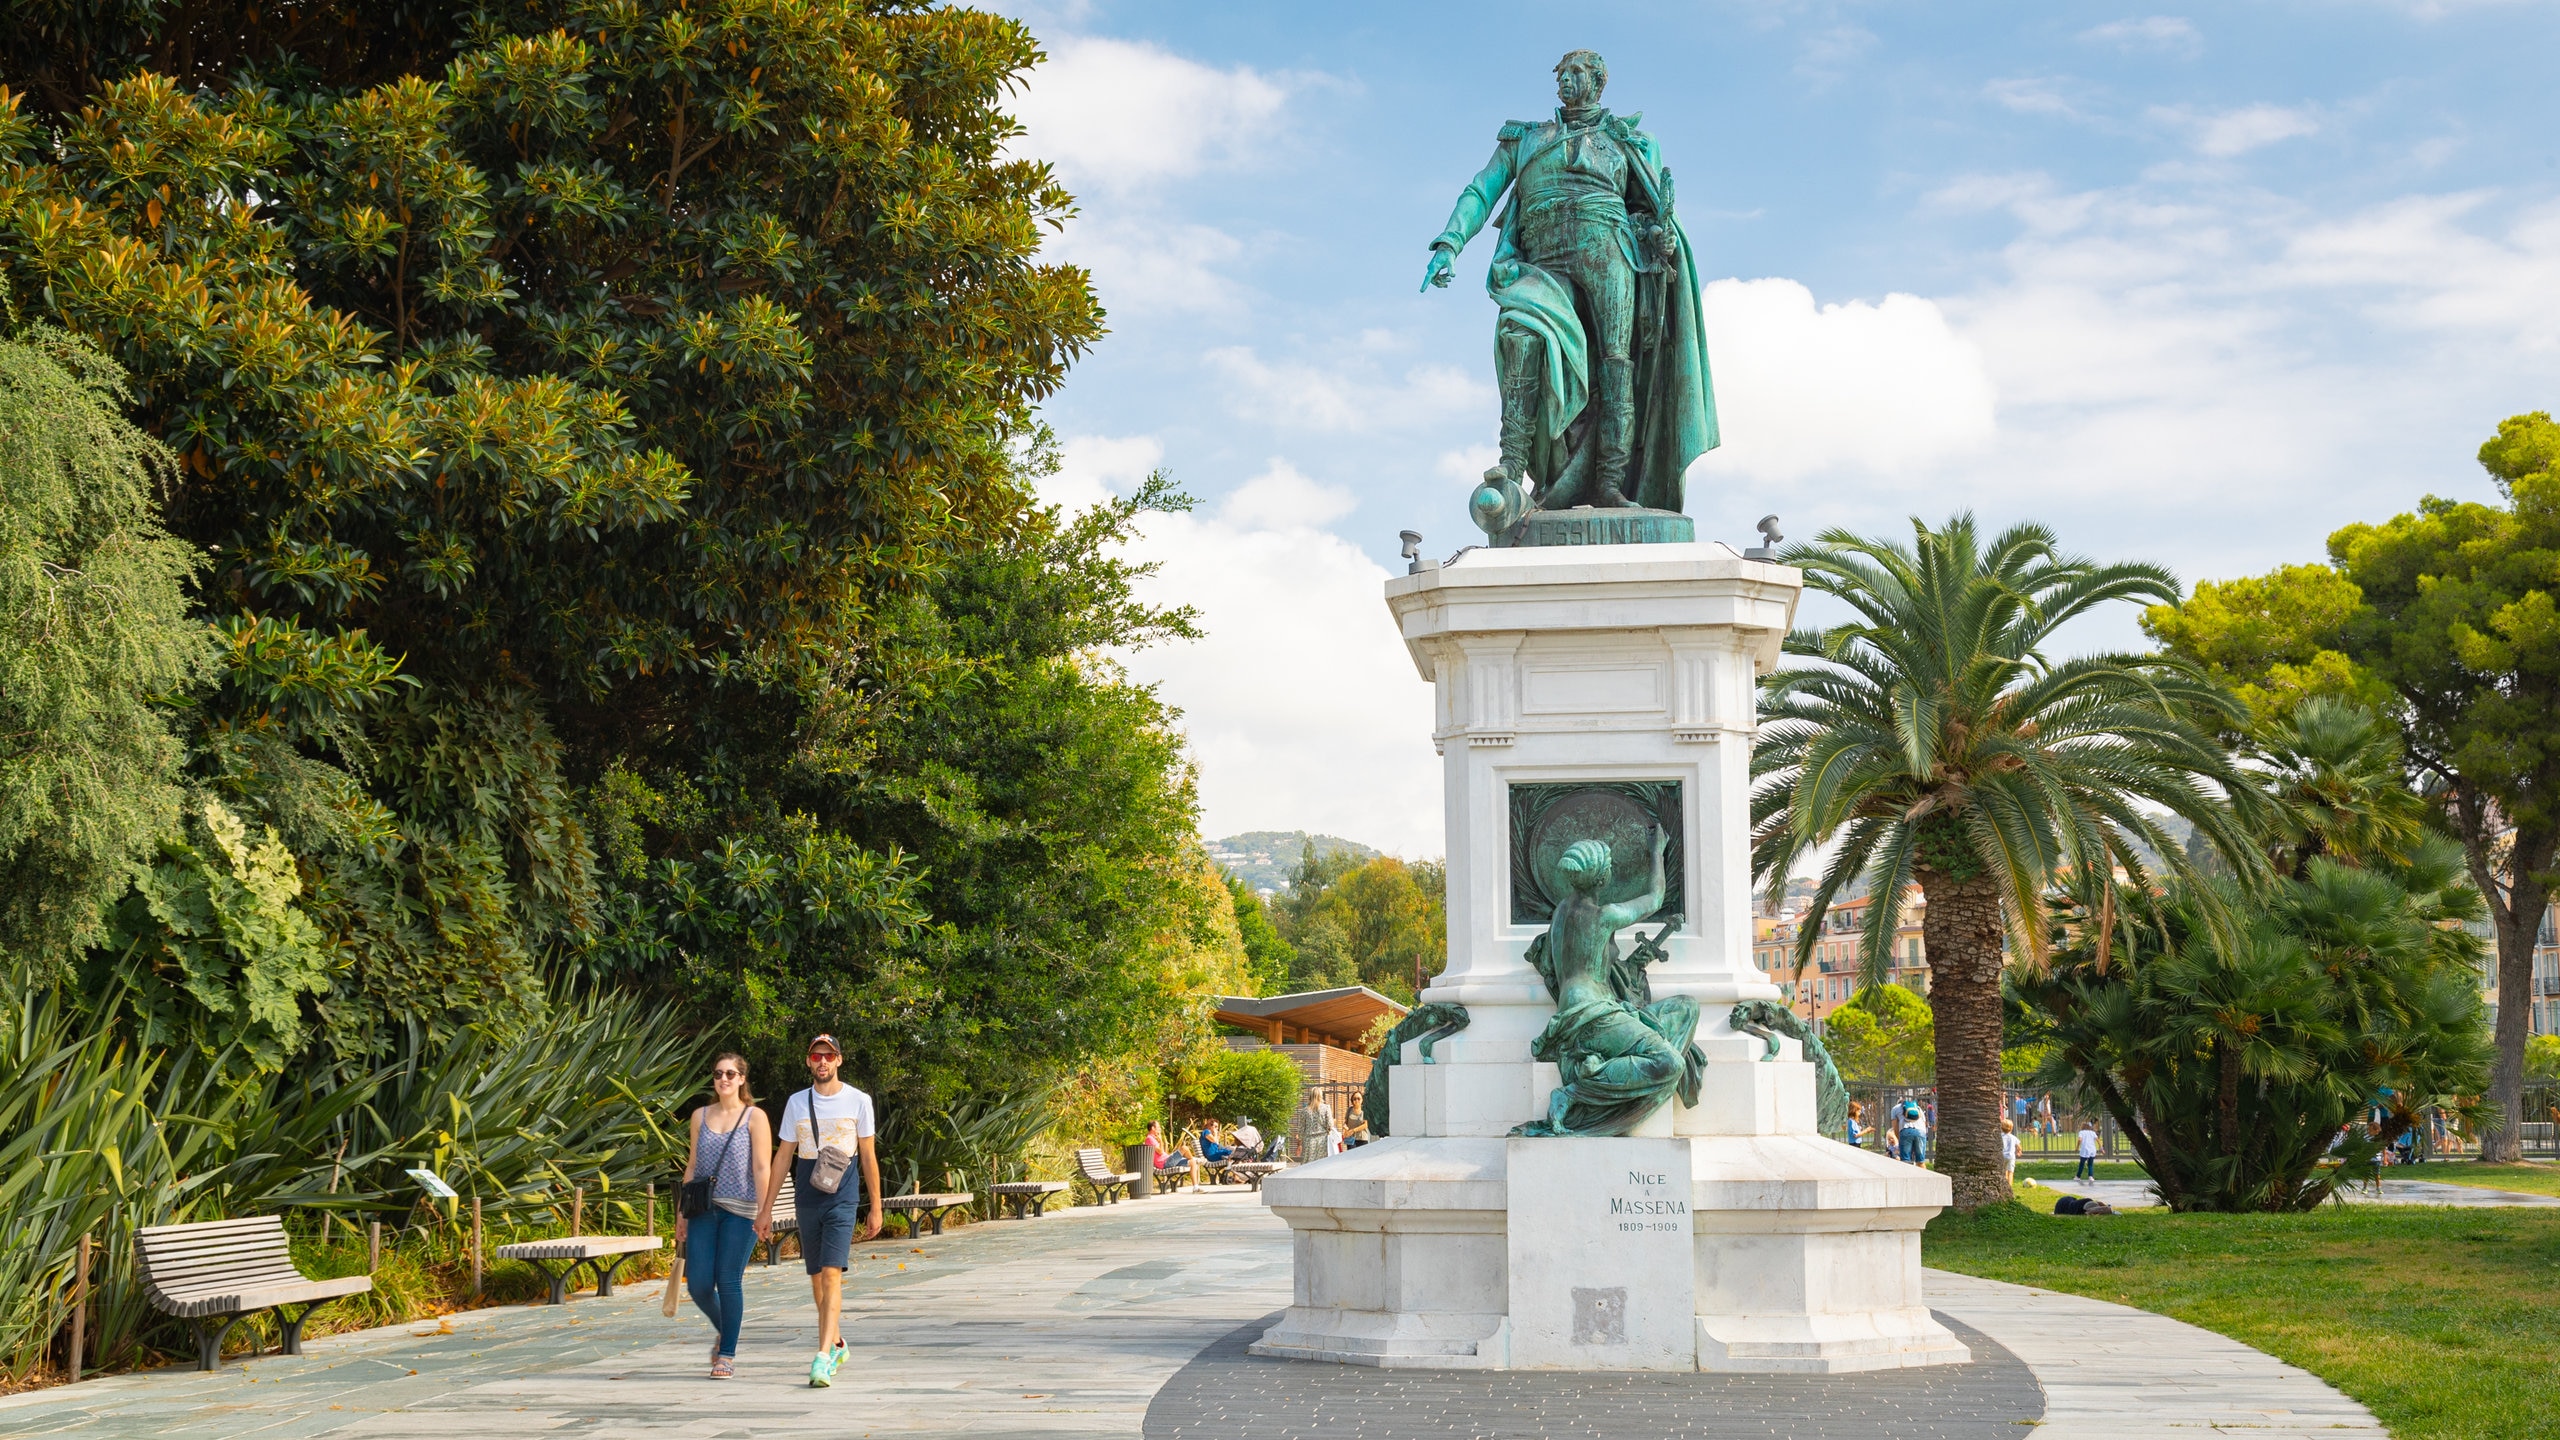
[{"x1": 712, "y1": 1068, "x2": 743, "y2": 1079}]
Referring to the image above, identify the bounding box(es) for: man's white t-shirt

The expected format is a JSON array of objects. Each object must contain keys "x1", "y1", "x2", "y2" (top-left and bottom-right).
[
  {"x1": 777, "y1": 1083, "x2": 876, "y2": 1159},
  {"x1": 2001, "y1": 1131, "x2": 2021, "y2": 1163},
  {"x1": 2076, "y1": 1126, "x2": 2099, "y2": 1158}
]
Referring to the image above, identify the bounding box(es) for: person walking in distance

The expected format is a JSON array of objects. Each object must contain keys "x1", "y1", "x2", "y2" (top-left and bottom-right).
[
  {"x1": 2074, "y1": 1119, "x2": 2100, "y2": 1182},
  {"x1": 1897, "y1": 1100, "x2": 1927, "y2": 1164},
  {"x1": 757, "y1": 1034, "x2": 880, "y2": 1388},
  {"x1": 679, "y1": 1053, "x2": 773, "y2": 1379}
]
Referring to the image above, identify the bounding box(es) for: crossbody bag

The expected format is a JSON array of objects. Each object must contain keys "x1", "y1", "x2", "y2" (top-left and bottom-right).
[
  {"x1": 799, "y1": 1089, "x2": 857, "y2": 1196},
  {"x1": 680, "y1": 1109, "x2": 744, "y2": 1218}
]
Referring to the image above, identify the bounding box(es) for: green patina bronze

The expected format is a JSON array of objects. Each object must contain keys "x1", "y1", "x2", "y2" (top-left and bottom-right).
[
  {"x1": 1361, "y1": 1002, "x2": 1472, "y2": 1138},
  {"x1": 1511, "y1": 829, "x2": 1706, "y2": 1138},
  {"x1": 1730, "y1": 999, "x2": 1851, "y2": 1143},
  {"x1": 1508, "y1": 780, "x2": 1684, "y2": 926},
  {"x1": 1424, "y1": 49, "x2": 1718, "y2": 546}
]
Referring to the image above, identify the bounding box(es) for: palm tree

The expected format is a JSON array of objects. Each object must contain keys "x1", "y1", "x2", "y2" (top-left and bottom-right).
[
  {"x1": 2242, "y1": 697, "x2": 2432, "y2": 879},
  {"x1": 1753, "y1": 516, "x2": 2263, "y2": 1210}
]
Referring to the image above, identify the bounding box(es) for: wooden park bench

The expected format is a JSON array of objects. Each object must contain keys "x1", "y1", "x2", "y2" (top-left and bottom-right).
[
  {"x1": 137, "y1": 1215, "x2": 374, "y2": 1371},
  {"x1": 759, "y1": 1174, "x2": 799, "y2": 1266},
  {"x1": 990, "y1": 1180, "x2": 1069, "y2": 1219},
  {"x1": 882, "y1": 1192, "x2": 974, "y2": 1237},
  {"x1": 1075, "y1": 1147, "x2": 1140, "y2": 1204},
  {"x1": 493, "y1": 1233, "x2": 662, "y2": 1305},
  {"x1": 1227, "y1": 1161, "x2": 1284, "y2": 1192}
]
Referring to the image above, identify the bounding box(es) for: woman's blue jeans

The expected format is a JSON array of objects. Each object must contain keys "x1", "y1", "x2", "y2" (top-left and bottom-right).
[{"x1": 684, "y1": 1209, "x2": 757, "y2": 1357}]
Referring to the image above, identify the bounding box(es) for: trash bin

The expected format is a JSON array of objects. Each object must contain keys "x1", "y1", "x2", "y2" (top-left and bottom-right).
[{"x1": 1124, "y1": 1142, "x2": 1156, "y2": 1198}]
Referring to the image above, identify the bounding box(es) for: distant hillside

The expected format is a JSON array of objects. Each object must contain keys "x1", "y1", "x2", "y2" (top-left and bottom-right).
[{"x1": 1208, "y1": 831, "x2": 1381, "y2": 894}]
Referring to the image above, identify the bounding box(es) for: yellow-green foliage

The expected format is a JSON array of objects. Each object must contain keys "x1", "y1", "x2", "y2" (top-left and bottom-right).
[
  {"x1": 2142, "y1": 564, "x2": 2390, "y2": 723},
  {"x1": 0, "y1": 327, "x2": 210, "y2": 974}
]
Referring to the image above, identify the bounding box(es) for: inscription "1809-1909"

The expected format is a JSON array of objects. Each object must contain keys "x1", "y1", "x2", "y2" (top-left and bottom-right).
[{"x1": 1609, "y1": 1170, "x2": 1688, "y2": 1229}]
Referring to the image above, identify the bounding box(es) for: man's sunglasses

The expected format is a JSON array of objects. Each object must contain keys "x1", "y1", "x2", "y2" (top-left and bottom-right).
[{"x1": 806, "y1": 1052, "x2": 839, "y2": 1063}]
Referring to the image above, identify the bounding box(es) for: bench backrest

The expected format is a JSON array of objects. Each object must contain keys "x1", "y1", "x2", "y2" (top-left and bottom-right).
[
  {"x1": 1075, "y1": 1147, "x2": 1118, "y2": 1179},
  {"x1": 772, "y1": 1174, "x2": 797, "y2": 1212},
  {"x1": 136, "y1": 1215, "x2": 304, "y2": 1301}
]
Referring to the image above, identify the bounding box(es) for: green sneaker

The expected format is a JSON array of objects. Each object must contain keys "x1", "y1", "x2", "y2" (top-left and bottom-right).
[
  {"x1": 829, "y1": 1341, "x2": 848, "y2": 1377},
  {"x1": 808, "y1": 1350, "x2": 833, "y2": 1388}
]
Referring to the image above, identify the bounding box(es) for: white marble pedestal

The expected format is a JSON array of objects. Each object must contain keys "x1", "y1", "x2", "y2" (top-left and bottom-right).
[{"x1": 1252, "y1": 540, "x2": 1967, "y2": 1374}]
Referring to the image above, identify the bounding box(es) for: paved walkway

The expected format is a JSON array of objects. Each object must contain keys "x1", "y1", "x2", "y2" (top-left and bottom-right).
[
  {"x1": 2043, "y1": 1175, "x2": 2560, "y2": 1209},
  {"x1": 0, "y1": 1189, "x2": 2383, "y2": 1439}
]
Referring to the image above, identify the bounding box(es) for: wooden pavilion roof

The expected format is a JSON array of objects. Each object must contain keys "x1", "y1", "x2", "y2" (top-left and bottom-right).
[{"x1": 1212, "y1": 986, "x2": 1407, "y2": 1049}]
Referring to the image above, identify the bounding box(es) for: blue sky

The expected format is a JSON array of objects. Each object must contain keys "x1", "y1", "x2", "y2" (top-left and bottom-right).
[{"x1": 1000, "y1": 1, "x2": 2560, "y2": 854}]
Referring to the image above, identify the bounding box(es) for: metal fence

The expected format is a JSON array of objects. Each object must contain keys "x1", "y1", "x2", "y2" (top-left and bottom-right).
[{"x1": 1842, "y1": 1086, "x2": 2560, "y2": 1162}]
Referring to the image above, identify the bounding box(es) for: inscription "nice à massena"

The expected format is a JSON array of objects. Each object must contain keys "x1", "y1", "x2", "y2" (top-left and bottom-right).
[{"x1": 1608, "y1": 1170, "x2": 1688, "y2": 1228}]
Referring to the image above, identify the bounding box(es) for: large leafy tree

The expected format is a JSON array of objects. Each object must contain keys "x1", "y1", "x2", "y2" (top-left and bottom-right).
[
  {"x1": 0, "y1": 2, "x2": 1106, "y2": 1038},
  {"x1": 0, "y1": 326, "x2": 210, "y2": 972},
  {"x1": 2150, "y1": 412, "x2": 2560, "y2": 1162},
  {"x1": 1753, "y1": 516, "x2": 2261, "y2": 1211}
]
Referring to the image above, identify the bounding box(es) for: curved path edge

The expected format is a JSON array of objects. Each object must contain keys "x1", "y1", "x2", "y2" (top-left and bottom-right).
[{"x1": 1924, "y1": 1267, "x2": 2385, "y2": 1437}]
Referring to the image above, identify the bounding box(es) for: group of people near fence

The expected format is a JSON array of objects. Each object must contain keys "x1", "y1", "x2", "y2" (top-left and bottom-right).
[{"x1": 675, "y1": 1033, "x2": 881, "y2": 1385}]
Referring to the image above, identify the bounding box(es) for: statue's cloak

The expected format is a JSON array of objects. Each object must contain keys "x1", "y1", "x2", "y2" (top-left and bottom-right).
[{"x1": 1482, "y1": 112, "x2": 1719, "y2": 513}]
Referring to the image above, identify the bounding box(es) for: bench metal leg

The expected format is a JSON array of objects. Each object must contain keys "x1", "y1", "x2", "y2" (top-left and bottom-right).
[
  {"x1": 278, "y1": 1301, "x2": 325, "y2": 1357},
  {"x1": 594, "y1": 1256, "x2": 630, "y2": 1297},
  {"x1": 189, "y1": 1313, "x2": 254, "y2": 1372},
  {"x1": 527, "y1": 1259, "x2": 572, "y2": 1305},
  {"x1": 1029, "y1": 1194, "x2": 1049, "y2": 1217}
]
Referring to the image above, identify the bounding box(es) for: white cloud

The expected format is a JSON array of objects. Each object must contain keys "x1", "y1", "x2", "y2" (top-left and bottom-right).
[
  {"x1": 1696, "y1": 279, "x2": 1998, "y2": 484},
  {"x1": 2079, "y1": 17, "x2": 2203, "y2": 56},
  {"x1": 1436, "y1": 444, "x2": 1500, "y2": 483},
  {"x1": 2274, "y1": 194, "x2": 2560, "y2": 346},
  {"x1": 1207, "y1": 346, "x2": 1489, "y2": 432},
  {"x1": 1045, "y1": 215, "x2": 1247, "y2": 316},
  {"x1": 1983, "y1": 77, "x2": 2082, "y2": 119},
  {"x1": 1006, "y1": 36, "x2": 1289, "y2": 194},
  {"x1": 1796, "y1": 24, "x2": 1877, "y2": 86},
  {"x1": 1217, "y1": 459, "x2": 1357, "y2": 528},
  {"x1": 1050, "y1": 439, "x2": 1440, "y2": 854},
  {"x1": 2152, "y1": 102, "x2": 2320, "y2": 157}
]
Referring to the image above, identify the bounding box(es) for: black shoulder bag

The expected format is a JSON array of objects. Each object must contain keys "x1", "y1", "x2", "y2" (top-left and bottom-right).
[{"x1": 680, "y1": 1110, "x2": 743, "y2": 1219}]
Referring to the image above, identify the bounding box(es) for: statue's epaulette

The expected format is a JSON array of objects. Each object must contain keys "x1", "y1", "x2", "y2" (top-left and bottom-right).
[
  {"x1": 1605, "y1": 111, "x2": 1644, "y2": 138},
  {"x1": 1497, "y1": 118, "x2": 1541, "y2": 142}
]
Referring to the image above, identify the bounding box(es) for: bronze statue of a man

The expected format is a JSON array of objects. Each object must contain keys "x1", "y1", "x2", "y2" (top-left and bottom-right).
[{"x1": 1424, "y1": 50, "x2": 1718, "y2": 525}]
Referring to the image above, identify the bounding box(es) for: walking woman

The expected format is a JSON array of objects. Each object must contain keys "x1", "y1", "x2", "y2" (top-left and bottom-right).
[{"x1": 679, "y1": 1052, "x2": 773, "y2": 1379}]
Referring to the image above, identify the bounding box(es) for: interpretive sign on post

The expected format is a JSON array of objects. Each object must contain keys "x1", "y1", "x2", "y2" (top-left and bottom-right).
[{"x1": 1505, "y1": 1136, "x2": 1694, "y2": 1369}]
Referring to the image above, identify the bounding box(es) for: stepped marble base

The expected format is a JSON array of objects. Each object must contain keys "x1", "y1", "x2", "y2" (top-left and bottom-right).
[{"x1": 1253, "y1": 1127, "x2": 1966, "y2": 1373}]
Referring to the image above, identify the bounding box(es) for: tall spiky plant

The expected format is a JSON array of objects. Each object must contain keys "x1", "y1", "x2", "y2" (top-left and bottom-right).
[{"x1": 1753, "y1": 515, "x2": 2264, "y2": 1210}]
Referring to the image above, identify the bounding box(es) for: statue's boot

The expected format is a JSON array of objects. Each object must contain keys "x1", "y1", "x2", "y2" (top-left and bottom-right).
[
  {"x1": 1496, "y1": 324, "x2": 1541, "y2": 492},
  {"x1": 1589, "y1": 356, "x2": 1639, "y2": 507}
]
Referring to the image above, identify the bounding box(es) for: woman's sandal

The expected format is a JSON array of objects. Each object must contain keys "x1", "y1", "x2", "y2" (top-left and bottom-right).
[{"x1": 710, "y1": 1354, "x2": 735, "y2": 1379}]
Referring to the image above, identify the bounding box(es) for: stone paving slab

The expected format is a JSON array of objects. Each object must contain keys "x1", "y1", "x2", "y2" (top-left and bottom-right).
[
  {"x1": 1145, "y1": 1311, "x2": 2039, "y2": 1438},
  {"x1": 1922, "y1": 1269, "x2": 2384, "y2": 1438},
  {"x1": 2042, "y1": 1174, "x2": 2560, "y2": 1209},
  {"x1": 0, "y1": 1187, "x2": 2385, "y2": 1439}
]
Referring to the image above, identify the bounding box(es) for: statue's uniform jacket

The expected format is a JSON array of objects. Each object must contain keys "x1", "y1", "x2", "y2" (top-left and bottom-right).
[{"x1": 1430, "y1": 109, "x2": 1721, "y2": 512}]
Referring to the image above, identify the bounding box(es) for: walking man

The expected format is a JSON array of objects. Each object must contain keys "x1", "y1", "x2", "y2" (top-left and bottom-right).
[
  {"x1": 2074, "y1": 1120, "x2": 2101, "y2": 1182},
  {"x1": 758, "y1": 1034, "x2": 881, "y2": 1388}
]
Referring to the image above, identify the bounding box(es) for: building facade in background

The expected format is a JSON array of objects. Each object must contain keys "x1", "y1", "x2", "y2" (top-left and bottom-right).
[{"x1": 1755, "y1": 887, "x2": 1930, "y2": 1033}]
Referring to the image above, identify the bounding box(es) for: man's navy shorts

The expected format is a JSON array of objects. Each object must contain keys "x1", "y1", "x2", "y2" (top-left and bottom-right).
[{"x1": 793, "y1": 1158, "x2": 862, "y2": 1274}]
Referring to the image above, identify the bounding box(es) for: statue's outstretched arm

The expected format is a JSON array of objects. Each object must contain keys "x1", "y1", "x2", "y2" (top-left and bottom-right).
[
  {"x1": 1422, "y1": 141, "x2": 1515, "y2": 291},
  {"x1": 1598, "y1": 827, "x2": 1671, "y2": 930}
]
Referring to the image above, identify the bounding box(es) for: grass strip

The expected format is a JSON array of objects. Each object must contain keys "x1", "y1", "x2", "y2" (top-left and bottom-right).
[{"x1": 1926, "y1": 1202, "x2": 2560, "y2": 1440}]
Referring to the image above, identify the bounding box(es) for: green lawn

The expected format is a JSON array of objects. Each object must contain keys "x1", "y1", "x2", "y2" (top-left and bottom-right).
[
  {"x1": 1926, "y1": 1203, "x2": 2560, "y2": 1440},
  {"x1": 2399, "y1": 1161, "x2": 2560, "y2": 1199},
  {"x1": 2014, "y1": 1159, "x2": 2150, "y2": 1183}
]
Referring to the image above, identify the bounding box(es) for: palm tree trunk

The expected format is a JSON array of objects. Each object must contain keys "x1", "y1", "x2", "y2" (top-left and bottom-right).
[
  {"x1": 2215, "y1": 1039, "x2": 2240, "y2": 1159},
  {"x1": 1919, "y1": 868, "x2": 2012, "y2": 1211}
]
